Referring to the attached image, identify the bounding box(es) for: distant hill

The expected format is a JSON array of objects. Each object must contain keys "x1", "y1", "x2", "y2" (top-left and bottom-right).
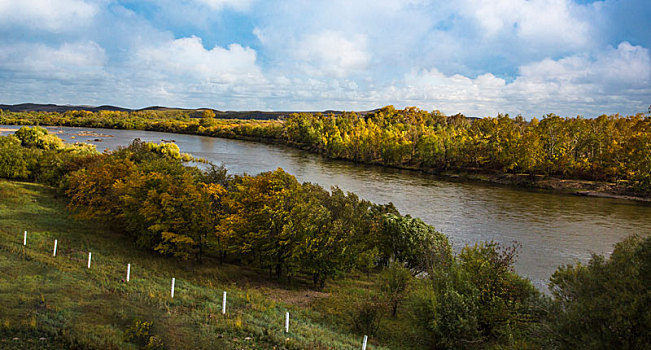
[
  {"x1": 0, "y1": 103, "x2": 378, "y2": 120},
  {"x1": 0, "y1": 103, "x2": 132, "y2": 113}
]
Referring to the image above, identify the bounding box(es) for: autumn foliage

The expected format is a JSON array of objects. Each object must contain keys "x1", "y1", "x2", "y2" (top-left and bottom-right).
[
  {"x1": 53, "y1": 138, "x2": 442, "y2": 287},
  {"x1": 2, "y1": 107, "x2": 649, "y2": 195},
  {"x1": 283, "y1": 107, "x2": 651, "y2": 195}
]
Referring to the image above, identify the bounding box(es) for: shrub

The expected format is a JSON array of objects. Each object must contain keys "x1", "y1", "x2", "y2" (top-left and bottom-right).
[
  {"x1": 411, "y1": 241, "x2": 543, "y2": 349},
  {"x1": 378, "y1": 263, "x2": 412, "y2": 317},
  {"x1": 549, "y1": 235, "x2": 651, "y2": 349},
  {"x1": 124, "y1": 319, "x2": 165, "y2": 349},
  {"x1": 349, "y1": 296, "x2": 387, "y2": 336},
  {"x1": 0, "y1": 135, "x2": 34, "y2": 179}
]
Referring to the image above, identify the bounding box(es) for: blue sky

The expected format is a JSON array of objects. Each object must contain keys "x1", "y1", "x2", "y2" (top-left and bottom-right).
[{"x1": 0, "y1": 0, "x2": 649, "y2": 118}]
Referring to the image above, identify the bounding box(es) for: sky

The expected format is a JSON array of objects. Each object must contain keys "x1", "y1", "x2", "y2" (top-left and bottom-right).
[{"x1": 0, "y1": 0, "x2": 649, "y2": 118}]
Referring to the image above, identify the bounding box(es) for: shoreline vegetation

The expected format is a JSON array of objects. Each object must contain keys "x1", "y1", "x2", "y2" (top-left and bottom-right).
[
  {"x1": 1, "y1": 106, "x2": 649, "y2": 201},
  {"x1": 1, "y1": 126, "x2": 649, "y2": 348}
]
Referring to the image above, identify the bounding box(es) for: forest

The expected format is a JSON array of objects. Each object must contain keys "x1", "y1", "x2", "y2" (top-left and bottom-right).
[
  {"x1": 1, "y1": 106, "x2": 649, "y2": 196},
  {"x1": 1, "y1": 126, "x2": 649, "y2": 349}
]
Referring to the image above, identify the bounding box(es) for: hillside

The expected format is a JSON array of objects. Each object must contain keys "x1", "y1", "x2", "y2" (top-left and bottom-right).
[{"x1": 0, "y1": 180, "x2": 392, "y2": 349}]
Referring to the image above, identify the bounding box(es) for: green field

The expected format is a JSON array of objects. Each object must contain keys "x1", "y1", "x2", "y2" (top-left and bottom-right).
[{"x1": 0, "y1": 180, "x2": 394, "y2": 349}]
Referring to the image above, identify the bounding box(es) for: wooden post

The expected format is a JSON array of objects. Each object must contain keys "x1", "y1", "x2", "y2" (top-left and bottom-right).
[
  {"x1": 222, "y1": 291, "x2": 227, "y2": 314},
  {"x1": 53, "y1": 239, "x2": 57, "y2": 257},
  {"x1": 171, "y1": 278, "x2": 175, "y2": 298},
  {"x1": 126, "y1": 264, "x2": 131, "y2": 282},
  {"x1": 285, "y1": 311, "x2": 290, "y2": 333},
  {"x1": 362, "y1": 335, "x2": 368, "y2": 350},
  {"x1": 23, "y1": 231, "x2": 27, "y2": 246},
  {"x1": 87, "y1": 252, "x2": 92, "y2": 268}
]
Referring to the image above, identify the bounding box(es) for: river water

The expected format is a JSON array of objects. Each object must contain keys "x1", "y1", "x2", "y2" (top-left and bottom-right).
[{"x1": 3, "y1": 125, "x2": 650, "y2": 291}]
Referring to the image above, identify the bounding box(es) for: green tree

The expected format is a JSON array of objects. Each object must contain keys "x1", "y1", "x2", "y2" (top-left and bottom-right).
[
  {"x1": 199, "y1": 109, "x2": 217, "y2": 127},
  {"x1": 380, "y1": 213, "x2": 451, "y2": 271},
  {"x1": 0, "y1": 135, "x2": 36, "y2": 179},
  {"x1": 549, "y1": 235, "x2": 651, "y2": 349},
  {"x1": 218, "y1": 168, "x2": 302, "y2": 278},
  {"x1": 412, "y1": 241, "x2": 543, "y2": 349},
  {"x1": 378, "y1": 263, "x2": 411, "y2": 317}
]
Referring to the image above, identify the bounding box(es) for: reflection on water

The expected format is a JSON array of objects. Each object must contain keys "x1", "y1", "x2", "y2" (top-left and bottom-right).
[{"x1": 2, "y1": 125, "x2": 650, "y2": 291}]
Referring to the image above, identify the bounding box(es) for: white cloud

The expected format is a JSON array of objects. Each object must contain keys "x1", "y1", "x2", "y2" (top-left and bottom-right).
[
  {"x1": 378, "y1": 41, "x2": 650, "y2": 117},
  {"x1": 0, "y1": 0, "x2": 97, "y2": 31},
  {"x1": 590, "y1": 42, "x2": 651, "y2": 88},
  {"x1": 0, "y1": 41, "x2": 106, "y2": 79},
  {"x1": 252, "y1": 0, "x2": 437, "y2": 76},
  {"x1": 134, "y1": 36, "x2": 264, "y2": 84},
  {"x1": 398, "y1": 69, "x2": 508, "y2": 115},
  {"x1": 294, "y1": 31, "x2": 369, "y2": 77},
  {"x1": 513, "y1": 42, "x2": 650, "y2": 95},
  {"x1": 458, "y1": 0, "x2": 592, "y2": 48},
  {"x1": 193, "y1": 0, "x2": 253, "y2": 11}
]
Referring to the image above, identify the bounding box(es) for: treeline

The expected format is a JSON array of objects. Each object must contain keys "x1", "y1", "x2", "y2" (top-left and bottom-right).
[
  {"x1": 3, "y1": 107, "x2": 650, "y2": 195},
  {"x1": 1, "y1": 127, "x2": 649, "y2": 348},
  {"x1": 64, "y1": 141, "x2": 452, "y2": 287},
  {"x1": 0, "y1": 109, "x2": 283, "y2": 141},
  {"x1": 283, "y1": 107, "x2": 651, "y2": 195}
]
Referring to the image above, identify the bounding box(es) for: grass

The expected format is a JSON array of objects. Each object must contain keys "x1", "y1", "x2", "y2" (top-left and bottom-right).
[{"x1": 0, "y1": 180, "x2": 395, "y2": 349}]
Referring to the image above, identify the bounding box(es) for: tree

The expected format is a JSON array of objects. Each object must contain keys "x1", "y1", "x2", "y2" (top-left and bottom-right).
[
  {"x1": 14, "y1": 126, "x2": 47, "y2": 148},
  {"x1": 411, "y1": 241, "x2": 543, "y2": 349},
  {"x1": 379, "y1": 263, "x2": 411, "y2": 317},
  {"x1": 138, "y1": 172, "x2": 213, "y2": 261},
  {"x1": 0, "y1": 135, "x2": 34, "y2": 179},
  {"x1": 549, "y1": 235, "x2": 651, "y2": 349},
  {"x1": 199, "y1": 109, "x2": 217, "y2": 127},
  {"x1": 66, "y1": 156, "x2": 138, "y2": 224},
  {"x1": 217, "y1": 169, "x2": 302, "y2": 278},
  {"x1": 289, "y1": 184, "x2": 361, "y2": 287},
  {"x1": 380, "y1": 213, "x2": 451, "y2": 271}
]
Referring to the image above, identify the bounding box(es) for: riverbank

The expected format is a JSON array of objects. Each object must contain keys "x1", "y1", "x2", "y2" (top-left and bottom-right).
[
  {"x1": 3, "y1": 121, "x2": 650, "y2": 202},
  {"x1": 281, "y1": 144, "x2": 651, "y2": 203},
  {"x1": 439, "y1": 171, "x2": 651, "y2": 203},
  {"x1": 1, "y1": 107, "x2": 649, "y2": 201}
]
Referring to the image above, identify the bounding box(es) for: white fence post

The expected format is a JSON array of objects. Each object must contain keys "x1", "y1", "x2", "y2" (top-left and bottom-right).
[
  {"x1": 126, "y1": 264, "x2": 131, "y2": 282},
  {"x1": 171, "y1": 278, "x2": 175, "y2": 298},
  {"x1": 222, "y1": 291, "x2": 227, "y2": 314},
  {"x1": 285, "y1": 311, "x2": 290, "y2": 333},
  {"x1": 362, "y1": 335, "x2": 368, "y2": 350},
  {"x1": 53, "y1": 239, "x2": 57, "y2": 257},
  {"x1": 87, "y1": 252, "x2": 92, "y2": 268},
  {"x1": 23, "y1": 231, "x2": 27, "y2": 246}
]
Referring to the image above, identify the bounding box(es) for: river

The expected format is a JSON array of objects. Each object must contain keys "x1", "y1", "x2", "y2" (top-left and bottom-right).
[{"x1": 2, "y1": 125, "x2": 650, "y2": 292}]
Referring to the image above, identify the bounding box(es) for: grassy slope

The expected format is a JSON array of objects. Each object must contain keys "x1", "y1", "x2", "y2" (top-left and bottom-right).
[{"x1": 0, "y1": 180, "x2": 393, "y2": 350}]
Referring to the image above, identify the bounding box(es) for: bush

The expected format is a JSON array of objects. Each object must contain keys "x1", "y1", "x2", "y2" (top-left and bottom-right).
[
  {"x1": 349, "y1": 296, "x2": 387, "y2": 336},
  {"x1": 411, "y1": 241, "x2": 543, "y2": 349},
  {"x1": 549, "y1": 235, "x2": 651, "y2": 349},
  {"x1": 124, "y1": 319, "x2": 165, "y2": 349},
  {"x1": 0, "y1": 135, "x2": 34, "y2": 179}
]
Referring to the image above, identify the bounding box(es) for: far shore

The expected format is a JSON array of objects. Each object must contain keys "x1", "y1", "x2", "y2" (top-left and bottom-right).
[
  {"x1": 436, "y1": 171, "x2": 651, "y2": 203},
  {"x1": 2, "y1": 123, "x2": 649, "y2": 203}
]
